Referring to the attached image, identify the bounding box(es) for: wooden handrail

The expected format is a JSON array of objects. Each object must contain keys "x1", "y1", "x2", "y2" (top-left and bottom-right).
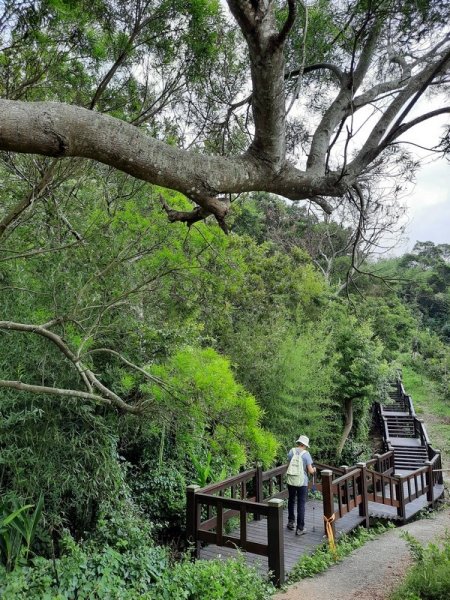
[{"x1": 198, "y1": 466, "x2": 256, "y2": 495}]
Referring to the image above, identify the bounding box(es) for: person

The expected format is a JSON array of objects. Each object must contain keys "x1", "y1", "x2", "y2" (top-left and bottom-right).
[{"x1": 286, "y1": 435, "x2": 316, "y2": 536}]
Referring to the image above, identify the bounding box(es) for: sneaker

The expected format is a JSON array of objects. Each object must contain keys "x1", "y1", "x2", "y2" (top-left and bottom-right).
[
  {"x1": 287, "y1": 521, "x2": 294, "y2": 530},
  {"x1": 296, "y1": 528, "x2": 307, "y2": 536}
]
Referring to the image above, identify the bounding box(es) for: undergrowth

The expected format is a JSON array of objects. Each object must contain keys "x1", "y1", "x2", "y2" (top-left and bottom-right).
[{"x1": 390, "y1": 531, "x2": 450, "y2": 600}]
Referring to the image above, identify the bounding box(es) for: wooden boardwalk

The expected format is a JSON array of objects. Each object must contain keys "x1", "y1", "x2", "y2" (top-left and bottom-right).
[
  {"x1": 200, "y1": 481, "x2": 445, "y2": 576},
  {"x1": 200, "y1": 498, "x2": 364, "y2": 574}
]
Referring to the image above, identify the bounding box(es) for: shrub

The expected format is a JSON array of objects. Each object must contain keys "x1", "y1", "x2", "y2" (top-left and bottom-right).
[
  {"x1": 150, "y1": 555, "x2": 274, "y2": 600},
  {"x1": 0, "y1": 494, "x2": 44, "y2": 571},
  {"x1": 0, "y1": 541, "x2": 273, "y2": 600},
  {"x1": 130, "y1": 461, "x2": 186, "y2": 532},
  {"x1": 0, "y1": 537, "x2": 167, "y2": 599},
  {"x1": 390, "y1": 532, "x2": 450, "y2": 600}
]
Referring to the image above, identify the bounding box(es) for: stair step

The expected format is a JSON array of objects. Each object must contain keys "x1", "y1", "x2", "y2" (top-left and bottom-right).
[
  {"x1": 394, "y1": 454, "x2": 427, "y2": 458},
  {"x1": 394, "y1": 453, "x2": 427, "y2": 458},
  {"x1": 394, "y1": 448, "x2": 427, "y2": 453},
  {"x1": 389, "y1": 427, "x2": 415, "y2": 437}
]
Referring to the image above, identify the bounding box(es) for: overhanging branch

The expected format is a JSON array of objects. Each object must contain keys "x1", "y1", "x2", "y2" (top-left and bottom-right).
[{"x1": 0, "y1": 320, "x2": 143, "y2": 414}]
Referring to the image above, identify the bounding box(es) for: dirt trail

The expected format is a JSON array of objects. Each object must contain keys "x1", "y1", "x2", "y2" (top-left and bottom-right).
[{"x1": 274, "y1": 504, "x2": 450, "y2": 600}]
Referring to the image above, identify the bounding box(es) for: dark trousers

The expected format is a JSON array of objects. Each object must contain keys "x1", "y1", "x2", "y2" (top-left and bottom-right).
[{"x1": 287, "y1": 484, "x2": 307, "y2": 530}]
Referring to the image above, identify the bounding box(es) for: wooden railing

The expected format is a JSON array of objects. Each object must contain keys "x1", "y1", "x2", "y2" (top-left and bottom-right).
[
  {"x1": 186, "y1": 461, "x2": 348, "y2": 585},
  {"x1": 186, "y1": 466, "x2": 284, "y2": 584}
]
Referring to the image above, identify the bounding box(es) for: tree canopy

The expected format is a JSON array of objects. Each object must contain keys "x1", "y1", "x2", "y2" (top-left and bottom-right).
[{"x1": 0, "y1": 0, "x2": 449, "y2": 230}]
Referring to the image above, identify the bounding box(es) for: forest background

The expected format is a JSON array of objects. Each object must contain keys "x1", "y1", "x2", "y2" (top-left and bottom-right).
[{"x1": 0, "y1": 0, "x2": 449, "y2": 598}]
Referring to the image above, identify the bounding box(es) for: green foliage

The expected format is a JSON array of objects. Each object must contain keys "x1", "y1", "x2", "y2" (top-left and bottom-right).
[
  {"x1": 0, "y1": 494, "x2": 44, "y2": 571},
  {"x1": 130, "y1": 462, "x2": 186, "y2": 532},
  {"x1": 0, "y1": 501, "x2": 35, "y2": 571},
  {"x1": 0, "y1": 535, "x2": 170, "y2": 599},
  {"x1": 148, "y1": 347, "x2": 279, "y2": 471},
  {"x1": 358, "y1": 296, "x2": 417, "y2": 360},
  {"x1": 329, "y1": 309, "x2": 391, "y2": 459},
  {"x1": 191, "y1": 451, "x2": 215, "y2": 487},
  {"x1": 0, "y1": 395, "x2": 125, "y2": 533},
  {"x1": 265, "y1": 323, "x2": 339, "y2": 460},
  {"x1": 0, "y1": 539, "x2": 274, "y2": 600},
  {"x1": 150, "y1": 554, "x2": 274, "y2": 600},
  {"x1": 390, "y1": 532, "x2": 450, "y2": 600}
]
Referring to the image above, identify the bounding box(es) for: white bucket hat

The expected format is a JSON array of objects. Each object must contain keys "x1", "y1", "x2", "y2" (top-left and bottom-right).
[{"x1": 296, "y1": 435, "x2": 310, "y2": 447}]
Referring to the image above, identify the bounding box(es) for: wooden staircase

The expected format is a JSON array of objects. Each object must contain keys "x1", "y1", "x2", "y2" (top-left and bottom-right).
[
  {"x1": 378, "y1": 381, "x2": 433, "y2": 473},
  {"x1": 393, "y1": 445, "x2": 429, "y2": 470}
]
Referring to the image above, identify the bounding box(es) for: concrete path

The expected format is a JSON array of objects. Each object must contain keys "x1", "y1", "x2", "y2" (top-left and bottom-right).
[{"x1": 274, "y1": 505, "x2": 450, "y2": 600}]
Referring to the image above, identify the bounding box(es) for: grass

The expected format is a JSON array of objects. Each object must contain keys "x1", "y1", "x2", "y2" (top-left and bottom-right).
[{"x1": 390, "y1": 531, "x2": 450, "y2": 600}]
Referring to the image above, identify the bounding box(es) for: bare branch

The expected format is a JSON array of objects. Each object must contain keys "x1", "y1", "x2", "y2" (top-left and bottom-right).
[
  {"x1": 0, "y1": 159, "x2": 58, "y2": 239},
  {"x1": 386, "y1": 107, "x2": 450, "y2": 144},
  {"x1": 85, "y1": 348, "x2": 167, "y2": 387},
  {"x1": 275, "y1": 0, "x2": 297, "y2": 48},
  {"x1": 0, "y1": 379, "x2": 113, "y2": 406},
  {"x1": 0, "y1": 320, "x2": 142, "y2": 413},
  {"x1": 160, "y1": 194, "x2": 230, "y2": 233}
]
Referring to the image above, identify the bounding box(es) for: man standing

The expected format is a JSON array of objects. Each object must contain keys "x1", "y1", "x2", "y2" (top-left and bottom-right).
[{"x1": 286, "y1": 435, "x2": 316, "y2": 535}]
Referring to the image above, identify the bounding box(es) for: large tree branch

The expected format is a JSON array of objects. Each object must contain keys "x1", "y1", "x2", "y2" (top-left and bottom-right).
[
  {"x1": 306, "y1": 17, "x2": 382, "y2": 175},
  {"x1": 275, "y1": 0, "x2": 297, "y2": 48},
  {"x1": 0, "y1": 99, "x2": 259, "y2": 212},
  {"x1": 351, "y1": 17, "x2": 381, "y2": 91},
  {"x1": 385, "y1": 107, "x2": 450, "y2": 144},
  {"x1": 227, "y1": 0, "x2": 288, "y2": 169},
  {"x1": 224, "y1": 61, "x2": 345, "y2": 125},
  {"x1": 0, "y1": 99, "x2": 347, "y2": 207}
]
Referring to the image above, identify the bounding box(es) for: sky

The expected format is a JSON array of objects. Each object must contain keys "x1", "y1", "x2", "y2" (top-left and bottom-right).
[
  {"x1": 394, "y1": 111, "x2": 450, "y2": 255},
  {"x1": 402, "y1": 158, "x2": 450, "y2": 253}
]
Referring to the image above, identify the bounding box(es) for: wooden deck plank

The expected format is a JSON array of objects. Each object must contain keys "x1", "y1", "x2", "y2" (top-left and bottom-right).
[
  {"x1": 198, "y1": 499, "x2": 365, "y2": 576},
  {"x1": 198, "y1": 483, "x2": 445, "y2": 578}
]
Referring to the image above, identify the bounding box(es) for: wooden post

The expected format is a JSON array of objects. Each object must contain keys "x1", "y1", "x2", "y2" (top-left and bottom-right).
[
  {"x1": 374, "y1": 453, "x2": 381, "y2": 472},
  {"x1": 417, "y1": 418, "x2": 425, "y2": 444},
  {"x1": 186, "y1": 484, "x2": 200, "y2": 557},
  {"x1": 267, "y1": 498, "x2": 285, "y2": 587},
  {"x1": 395, "y1": 475, "x2": 406, "y2": 521},
  {"x1": 254, "y1": 463, "x2": 263, "y2": 521},
  {"x1": 321, "y1": 470, "x2": 335, "y2": 539},
  {"x1": 374, "y1": 454, "x2": 382, "y2": 491},
  {"x1": 425, "y1": 460, "x2": 434, "y2": 504},
  {"x1": 340, "y1": 466, "x2": 349, "y2": 506},
  {"x1": 357, "y1": 462, "x2": 369, "y2": 528},
  {"x1": 434, "y1": 451, "x2": 443, "y2": 485}
]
